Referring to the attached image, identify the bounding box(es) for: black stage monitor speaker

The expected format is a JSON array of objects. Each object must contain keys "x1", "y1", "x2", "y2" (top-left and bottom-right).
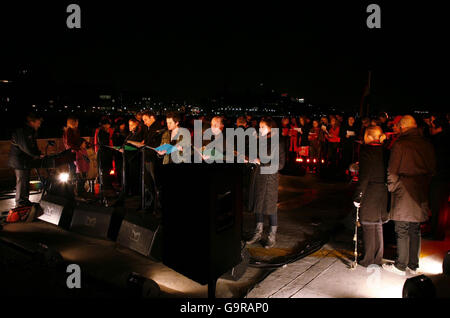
[
  {"x1": 116, "y1": 212, "x2": 162, "y2": 260},
  {"x1": 70, "y1": 203, "x2": 123, "y2": 240},
  {"x1": 38, "y1": 194, "x2": 73, "y2": 229},
  {"x1": 160, "y1": 163, "x2": 244, "y2": 286}
]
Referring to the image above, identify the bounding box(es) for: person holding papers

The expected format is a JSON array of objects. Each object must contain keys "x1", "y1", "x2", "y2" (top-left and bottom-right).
[
  {"x1": 122, "y1": 118, "x2": 145, "y2": 195},
  {"x1": 246, "y1": 117, "x2": 286, "y2": 249},
  {"x1": 200, "y1": 116, "x2": 226, "y2": 161},
  {"x1": 157, "y1": 112, "x2": 188, "y2": 165}
]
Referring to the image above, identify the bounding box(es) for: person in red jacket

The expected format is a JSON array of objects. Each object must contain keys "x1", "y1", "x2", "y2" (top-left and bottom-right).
[
  {"x1": 288, "y1": 117, "x2": 299, "y2": 153},
  {"x1": 326, "y1": 117, "x2": 341, "y2": 167},
  {"x1": 308, "y1": 120, "x2": 321, "y2": 160}
]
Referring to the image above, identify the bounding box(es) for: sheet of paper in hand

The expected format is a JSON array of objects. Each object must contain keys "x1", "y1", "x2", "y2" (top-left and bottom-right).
[
  {"x1": 155, "y1": 143, "x2": 178, "y2": 154},
  {"x1": 202, "y1": 147, "x2": 224, "y2": 160}
]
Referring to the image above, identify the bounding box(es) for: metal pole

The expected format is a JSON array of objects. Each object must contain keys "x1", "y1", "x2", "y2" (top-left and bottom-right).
[
  {"x1": 351, "y1": 205, "x2": 360, "y2": 269},
  {"x1": 122, "y1": 148, "x2": 127, "y2": 196},
  {"x1": 141, "y1": 148, "x2": 146, "y2": 210},
  {"x1": 350, "y1": 192, "x2": 362, "y2": 270}
]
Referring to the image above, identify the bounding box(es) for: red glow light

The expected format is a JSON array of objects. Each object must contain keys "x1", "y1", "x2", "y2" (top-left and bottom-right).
[
  {"x1": 313, "y1": 159, "x2": 317, "y2": 163},
  {"x1": 109, "y1": 169, "x2": 115, "y2": 175},
  {"x1": 307, "y1": 159, "x2": 310, "y2": 163}
]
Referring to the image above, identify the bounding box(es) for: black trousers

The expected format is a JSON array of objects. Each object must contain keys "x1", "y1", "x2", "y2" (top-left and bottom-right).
[
  {"x1": 360, "y1": 223, "x2": 384, "y2": 266},
  {"x1": 394, "y1": 221, "x2": 421, "y2": 271},
  {"x1": 14, "y1": 169, "x2": 30, "y2": 207}
]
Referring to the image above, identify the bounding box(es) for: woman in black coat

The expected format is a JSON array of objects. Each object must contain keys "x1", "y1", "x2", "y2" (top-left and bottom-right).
[
  {"x1": 247, "y1": 117, "x2": 286, "y2": 248},
  {"x1": 353, "y1": 126, "x2": 389, "y2": 267}
]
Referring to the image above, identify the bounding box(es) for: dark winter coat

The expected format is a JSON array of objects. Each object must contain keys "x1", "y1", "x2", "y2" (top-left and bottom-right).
[
  {"x1": 387, "y1": 128, "x2": 436, "y2": 223},
  {"x1": 143, "y1": 122, "x2": 164, "y2": 163},
  {"x1": 353, "y1": 143, "x2": 389, "y2": 224},
  {"x1": 8, "y1": 125, "x2": 41, "y2": 170},
  {"x1": 250, "y1": 133, "x2": 286, "y2": 216}
]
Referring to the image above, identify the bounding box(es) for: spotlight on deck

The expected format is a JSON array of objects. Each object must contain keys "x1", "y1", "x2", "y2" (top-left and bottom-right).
[{"x1": 58, "y1": 172, "x2": 70, "y2": 183}]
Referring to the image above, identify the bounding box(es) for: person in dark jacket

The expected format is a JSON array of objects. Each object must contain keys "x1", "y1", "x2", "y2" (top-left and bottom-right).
[
  {"x1": 353, "y1": 126, "x2": 389, "y2": 267},
  {"x1": 383, "y1": 115, "x2": 436, "y2": 276},
  {"x1": 246, "y1": 117, "x2": 286, "y2": 249},
  {"x1": 8, "y1": 113, "x2": 43, "y2": 207},
  {"x1": 123, "y1": 118, "x2": 145, "y2": 195},
  {"x1": 127, "y1": 111, "x2": 164, "y2": 212},
  {"x1": 95, "y1": 117, "x2": 114, "y2": 190},
  {"x1": 297, "y1": 116, "x2": 310, "y2": 148}
]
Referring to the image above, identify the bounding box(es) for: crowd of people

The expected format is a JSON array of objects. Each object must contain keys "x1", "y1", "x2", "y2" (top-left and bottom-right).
[{"x1": 6, "y1": 109, "x2": 449, "y2": 261}]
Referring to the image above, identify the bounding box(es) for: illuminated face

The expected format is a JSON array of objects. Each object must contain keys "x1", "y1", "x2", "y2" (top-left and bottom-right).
[
  {"x1": 211, "y1": 119, "x2": 223, "y2": 134},
  {"x1": 29, "y1": 120, "x2": 42, "y2": 130},
  {"x1": 348, "y1": 117, "x2": 355, "y2": 126},
  {"x1": 166, "y1": 118, "x2": 178, "y2": 131},
  {"x1": 259, "y1": 122, "x2": 270, "y2": 136},
  {"x1": 313, "y1": 121, "x2": 319, "y2": 128},
  {"x1": 393, "y1": 124, "x2": 400, "y2": 133},
  {"x1": 142, "y1": 115, "x2": 154, "y2": 127},
  {"x1": 129, "y1": 120, "x2": 138, "y2": 132},
  {"x1": 68, "y1": 120, "x2": 78, "y2": 129},
  {"x1": 330, "y1": 118, "x2": 336, "y2": 126},
  {"x1": 299, "y1": 117, "x2": 305, "y2": 126}
]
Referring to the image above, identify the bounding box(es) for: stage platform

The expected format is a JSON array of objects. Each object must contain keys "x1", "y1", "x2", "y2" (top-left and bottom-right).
[{"x1": 1, "y1": 173, "x2": 447, "y2": 298}]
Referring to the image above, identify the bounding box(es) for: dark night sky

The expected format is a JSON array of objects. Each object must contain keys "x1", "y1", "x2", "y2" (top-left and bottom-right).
[{"x1": 0, "y1": 1, "x2": 447, "y2": 112}]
